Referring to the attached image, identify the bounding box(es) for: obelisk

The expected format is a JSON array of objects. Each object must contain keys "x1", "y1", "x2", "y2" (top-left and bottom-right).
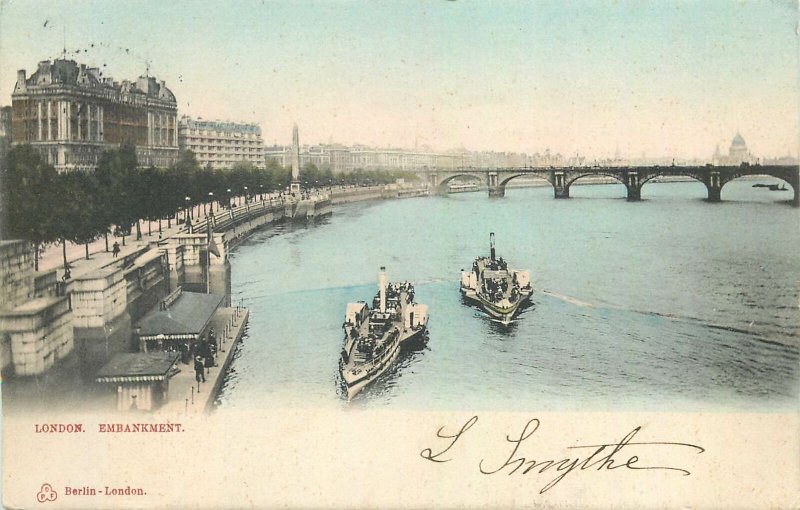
[{"x1": 290, "y1": 123, "x2": 301, "y2": 195}]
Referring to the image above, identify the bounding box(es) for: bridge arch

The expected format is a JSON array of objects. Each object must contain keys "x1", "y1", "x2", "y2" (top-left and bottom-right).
[
  {"x1": 720, "y1": 173, "x2": 798, "y2": 204},
  {"x1": 499, "y1": 172, "x2": 553, "y2": 187},
  {"x1": 638, "y1": 172, "x2": 708, "y2": 200},
  {"x1": 498, "y1": 172, "x2": 554, "y2": 190},
  {"x1": 639, "y1": 172, "x2": 706, "y2": 188},
  {"x1": 564, "y1": 172, "x2": 629, "y2": 199},
  {"x1": 565, "y1": 172, "x2": 627, "y2": 189},
  {"x1": 417, "y1": 170, "x2": 489, "y2": 195},
  {"x1": 437, "y1": 172, "x2": 489, "y2": 188},
  {"x1": 496, "y1": 173, "x2": 554, "y2": 197}
]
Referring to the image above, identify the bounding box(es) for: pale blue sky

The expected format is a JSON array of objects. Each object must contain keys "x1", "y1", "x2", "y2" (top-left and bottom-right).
[{"x1": 1, "y1": 0, "x2": 797, "y2": 158}]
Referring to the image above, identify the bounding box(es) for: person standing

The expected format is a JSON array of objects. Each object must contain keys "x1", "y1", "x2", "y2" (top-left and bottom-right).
[
  {"x1": 209, "y1": 328, "x2": 217, "y2": 354},
  {"x1": 194, "y1": 355, "x2": 205, "y2": 383},
  {"x1": 112, "y1": 241, "x2": 120, "y2": 258},
  {"x1": 203, "y1": 339, "x2": 215, "y2": 369}
]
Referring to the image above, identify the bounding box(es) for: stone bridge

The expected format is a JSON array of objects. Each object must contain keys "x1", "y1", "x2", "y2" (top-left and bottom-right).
[{"x1": 419, "y1": 165, "x2": 799, "y2": 206}]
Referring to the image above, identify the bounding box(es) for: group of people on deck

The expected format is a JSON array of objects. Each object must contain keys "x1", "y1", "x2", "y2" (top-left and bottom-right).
[{"x1": 483, "y1": 277, "x2": 510, "y2": 303}]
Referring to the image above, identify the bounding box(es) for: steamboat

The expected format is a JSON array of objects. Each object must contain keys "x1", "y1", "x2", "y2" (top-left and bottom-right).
[
  {"x1": 340, "y1": 267, "x2": 429, "y2": 400},
  {"x1": 460, "y1": 233, "x2": 532, "y2": 325}
]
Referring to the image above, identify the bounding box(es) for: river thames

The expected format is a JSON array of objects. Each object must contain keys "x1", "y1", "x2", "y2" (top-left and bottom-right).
[{"x1": 216, "y1": 180, "x2": 799, "y2": 412}]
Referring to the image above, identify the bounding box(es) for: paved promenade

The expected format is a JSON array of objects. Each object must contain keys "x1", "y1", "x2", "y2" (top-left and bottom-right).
[
  {"x1": 156, "y1": 305, "x2": 250, "y2": 415},
  {"x1": 36, "y1": 193, "x2": 282, "y2": 278},
  {"x1": 35, "y1": 186, "x2": 374, "y2": 280}
]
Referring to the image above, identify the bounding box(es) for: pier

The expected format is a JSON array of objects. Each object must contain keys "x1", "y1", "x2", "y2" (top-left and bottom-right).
[{"x1": 155, "y1": 304, "x2": 249, "y2": 415}]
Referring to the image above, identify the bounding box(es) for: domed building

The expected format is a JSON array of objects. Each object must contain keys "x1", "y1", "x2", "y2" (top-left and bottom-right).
[{"x1": 713, "y1": 132, "x2": 756, "y2": 166}]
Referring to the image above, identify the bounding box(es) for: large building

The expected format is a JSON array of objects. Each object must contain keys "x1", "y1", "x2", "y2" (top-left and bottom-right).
[
  {"x1": 264, "y1": 142, "x2": 574, "y2": 173},
  {"x1": 265, "y1": 143, "x2": 469, "y2": 173},
  {"x1": 178, "y1": 117, "x2": 265, "y2": 170},
  {"x1": 11, "y1": 58, "x2": 179, "y2": 172},
  {"x1": 0, "y1": 106, "x2": 11, "y2": 237},
  {"x1": 713, "y1": 133, "x2": 757, "y2": 166},
  {"x1": 0, "y1": 106, "x2": 11, "y2": 168}
]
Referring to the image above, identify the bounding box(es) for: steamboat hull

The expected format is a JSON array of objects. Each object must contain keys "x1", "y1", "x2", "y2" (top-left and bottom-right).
[
  {"x1": 342, "y1": 327, "x2": 426, "y2": 400},
  {"x1": 461, "y1": 289, "x2": 530, "y2": 325}
]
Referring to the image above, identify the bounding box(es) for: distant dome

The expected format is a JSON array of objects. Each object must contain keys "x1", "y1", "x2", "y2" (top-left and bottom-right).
[{"x1": 731, "y1": 133, "x2": 746, "y2": 148}]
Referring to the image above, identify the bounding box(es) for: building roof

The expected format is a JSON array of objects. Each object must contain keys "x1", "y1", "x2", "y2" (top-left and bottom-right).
[
  {"x1": 179, "y1": 116, "x2": 262, "y2": 135},
  {"x1": 95, "y1": 352, "x2": 180, "y2": 383},
  {"x1": 15, "y1": 58, "x2": 176, "y2": 104},
  {"x1": 731, "y1": 132, "x2": 747, "y2": 148},
  {"x1": 135, "y1": 291, "x2": 224, "y2": 339}
]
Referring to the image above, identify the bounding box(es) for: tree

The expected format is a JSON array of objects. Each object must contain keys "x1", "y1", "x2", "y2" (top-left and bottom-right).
[
  {"x1": 139, "y1": 166, "x2": 162, "y2": 234},
  {"x1": 267, "y1": 160, "x2": 290, "y2": 191},
  {"x1": 229, "y1": 161, "x2": 256, "y2": 206},
  {"x1": 53, "y1": 171, "x2": 103, "y2": 271},
  {"x1": 2, "y1": 145, "x2": 60, "y2": 270},
  {"x1": 170, "y1": 150, "x2": 199, "y2": 220},
  {"x1": 96, "y1": 144, "x2": 139, "y2": 245},
  {"x1": 193, "y1": 164, "x2": 223, "y2": 217}
]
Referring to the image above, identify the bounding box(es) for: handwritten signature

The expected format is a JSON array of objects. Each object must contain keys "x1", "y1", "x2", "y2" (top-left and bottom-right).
[{"x1": 420, "y1": 416, "x2": 704, "y2": 494}]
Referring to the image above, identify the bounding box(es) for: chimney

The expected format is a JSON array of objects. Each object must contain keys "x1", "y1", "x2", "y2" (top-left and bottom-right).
[
  {"x1": 379, "y1": 267, "x2": 387, "y2": 313},
  {"x1": 16, "y1": 69, "x2": 26, "y2": 86}
]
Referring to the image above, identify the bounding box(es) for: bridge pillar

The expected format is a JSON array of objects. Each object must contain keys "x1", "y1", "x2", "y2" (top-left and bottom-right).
[
  {"x1": 429, "y1": 173, "x2": 448, "y2": 195},
  {"x1": 488, "y1": 186, "x2": 505, "y2": 197},
  {"x1": 788, "y1": 171, "x2": 800, "y2": 207},
  {"x1": 553, "y1": 171, "x2": 569, "y2": 199},
  {"x1": 625, "y1": 171, "x2": 641, "y2": 201},
  {"x1": 486, "y1": 172, "x2": 504, "y2": 197},
  {"x1": 707, "y1": 172, "x2": 721, "y2": 202}
]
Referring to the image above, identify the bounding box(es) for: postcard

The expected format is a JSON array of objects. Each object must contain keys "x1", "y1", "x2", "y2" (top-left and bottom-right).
[{"x1": 1, "y1": 1, "x2": 798, "y2": 508}]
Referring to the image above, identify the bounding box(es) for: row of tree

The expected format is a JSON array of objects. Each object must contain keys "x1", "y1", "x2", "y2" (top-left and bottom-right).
[
  {"x1": 1, "y1": 144, "x2": 419, "y2": 273},
  {"x1": 297, "y1": 163, "x2": 419, "y2": 188}
]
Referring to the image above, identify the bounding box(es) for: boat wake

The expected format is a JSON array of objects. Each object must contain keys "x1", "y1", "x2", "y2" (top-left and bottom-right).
[
  {"x1": 539, "y1": 289, "x2": 596, "y2": 308},
  {"x1": 540, "y1": 288, "x2": 799, "y2": 351}
]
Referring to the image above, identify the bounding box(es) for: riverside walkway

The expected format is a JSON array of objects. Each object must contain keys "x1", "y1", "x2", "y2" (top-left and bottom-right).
[
  {"x1": 35, "y1": 186, "x2": 380, "y2": 280},
  {"x1": 156, "y1": 304, "x2": 250, "y2": 415},
  {"x1": 36, "y1": 194, "x2": 264, "y2": 279}
]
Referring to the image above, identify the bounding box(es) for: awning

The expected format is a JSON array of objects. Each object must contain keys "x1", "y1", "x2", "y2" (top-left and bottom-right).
[
  {"x1": 135, "y1": 291, "x2": 224, "y2": 338},
  {"x1": 95, "y1": 352, "x2": 180, "y2": 384}
]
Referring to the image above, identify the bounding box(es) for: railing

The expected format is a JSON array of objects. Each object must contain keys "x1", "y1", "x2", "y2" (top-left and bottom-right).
[{"x1": 192, "y1": 198, "x2": 286, "y2": 234}]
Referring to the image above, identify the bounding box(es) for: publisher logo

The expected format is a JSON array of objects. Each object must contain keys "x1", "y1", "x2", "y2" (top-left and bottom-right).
[{"x1": 37, "y1": 483, "x2": 57, "y2": 503}]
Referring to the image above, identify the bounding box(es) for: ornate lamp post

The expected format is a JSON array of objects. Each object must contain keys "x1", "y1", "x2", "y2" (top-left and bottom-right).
[
  {"x1": 244, "y1": 186, "x2": 248, "y2": 204},
  {"x1": 208, "y1": 191, "x2": 214, "y2": 215},
  {"x1": 259, "y1": 184, "x2": 264, "y2": 201},
  {"x1": 184, "y1": 196, "x2": 191, "y2": 222},
  {"x1": 226, "y1": 188, "x2": 232, "y2": 208}
]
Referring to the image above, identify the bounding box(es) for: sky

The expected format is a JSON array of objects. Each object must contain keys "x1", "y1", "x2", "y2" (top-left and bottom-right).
[{"x1": 0, "y1": 0, "x2": 798, "y2": 159}]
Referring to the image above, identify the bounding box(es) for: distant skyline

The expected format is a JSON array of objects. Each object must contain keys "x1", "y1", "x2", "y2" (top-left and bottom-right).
[{"x1": 1, "y1": 1, "x2": 797, "y2": 159}]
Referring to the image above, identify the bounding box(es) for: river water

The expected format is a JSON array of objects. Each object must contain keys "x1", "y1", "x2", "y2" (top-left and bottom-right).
[{"x1": 216, "y1": 180, "x2": 799, "y2": 412}]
